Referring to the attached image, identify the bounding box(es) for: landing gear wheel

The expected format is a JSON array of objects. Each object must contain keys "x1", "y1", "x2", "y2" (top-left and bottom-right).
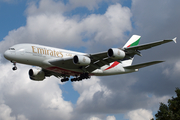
[
  {"x1": 61, "y1": 78, "x2": 69, "y2": 82},
  {"x1": 12, "y1": 67, "x2": 17, "y2": 71}
]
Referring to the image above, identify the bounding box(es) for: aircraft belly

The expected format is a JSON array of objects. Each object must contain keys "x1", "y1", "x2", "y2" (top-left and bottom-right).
[{"x1": 44, "y1": 66, "x2": 83, "y2": 76}]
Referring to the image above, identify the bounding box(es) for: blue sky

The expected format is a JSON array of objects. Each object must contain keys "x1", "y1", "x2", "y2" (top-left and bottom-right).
[
  {"x1": 0, "y1": 0, "x2": 180, "y2": 120},
  {"x1": 0, "y1": 1, "x2": 26, "y2": 41}
]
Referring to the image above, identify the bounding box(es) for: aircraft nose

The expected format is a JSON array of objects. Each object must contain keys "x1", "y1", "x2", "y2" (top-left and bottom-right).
[{"x1": 4, "y1": 50, "x2": 11, "y2": 60}]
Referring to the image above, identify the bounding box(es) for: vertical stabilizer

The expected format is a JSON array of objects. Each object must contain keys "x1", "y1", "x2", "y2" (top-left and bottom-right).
[
  {"x1": 122, "y1": 35, "x2": 141, "y2": 66},
  {"x1": 123, "y1": 35, "x2": 141, "y2": 48}
]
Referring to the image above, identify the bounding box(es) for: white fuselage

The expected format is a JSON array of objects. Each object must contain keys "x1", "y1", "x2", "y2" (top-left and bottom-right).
[{"x1": 4, "y1": 44, "x2": 137, "y2": 77}]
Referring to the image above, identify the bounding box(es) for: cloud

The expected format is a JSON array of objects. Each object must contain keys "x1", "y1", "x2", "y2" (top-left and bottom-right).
[
  {"x1": 0, "y1": 0, "x2": 133, "y2": 120},
  {"x1": 82, "y1": 3, "x2": 132, "y2": 52},
  {"x1": 73, "y1": 77, "x2": 112, "y2": 106},
  {"x1": 0, "y1": 104, "x2": 16, "y2": 120},
  {"x1": 129, "y1": 0, "x2": 180, "y2": 97},
  {"x1": 72, "y1": 74, "x2": 171, "y2": 115},
  {"x1": 0, "y1": 1, "x2": 132, "y2": 54},
  {"x1": 131, "y1": 0, "x2": 180, "y2": 61},
  {"x1": 89, "y1": 116, "x2": 102, "y2": 120},
  {"x1": 0, "y1": 0, "x2": 17, "y2": 3},
  {"x1": 68, "y1": 0, "x2": 102, "y2": 10},
  {"x1": 84, "y1": 115, "x2": 116, "y2": 120},
  {"x1": 0, "y1": 61, "x2": 73, "y2": 120},
  {"x1": 173, "y1": 60, "x2": 180, "y2": 74},
  {"x1": 1, "y1": 0, "x2": 180, "y2": 120},
  {"x1": 106, "y1": 116, "x2": 116, "y2": 120},
  {"x1": 26, "y1": 0, "x2": 67, "y2": 16},
  {"x1": 0, "y1": 104, "x2": 29, "y2": 120},
  {"x1": 125, "y1": 109, "x2": 153, "y2": 120}
]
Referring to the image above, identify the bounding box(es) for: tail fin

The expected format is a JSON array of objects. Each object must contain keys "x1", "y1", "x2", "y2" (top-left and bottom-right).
[
  {"x1": 122, "y1": 35, "x2": 141, "y2": 66},
  {"x1": 123, "y1": 35, "x2": 141, "y2": 48}
]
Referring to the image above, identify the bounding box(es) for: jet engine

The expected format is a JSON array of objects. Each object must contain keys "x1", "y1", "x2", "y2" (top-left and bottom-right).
[
  {"x1": 73, "y1": 55, "x2": 91, "y2": 66},
  {"x1": 107, "y1": 48, "x2": 125, "y2": 59},
  {"x1": 28, "y1": 68, "x2": 45, "y2": 81}
]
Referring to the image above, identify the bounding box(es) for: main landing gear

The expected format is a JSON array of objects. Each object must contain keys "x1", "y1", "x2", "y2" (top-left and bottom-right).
[
  {"x1": 12, "y1": 61, "x2": 17, "y2": 71},
  {"x1": 60, "y1": 73, "x2": 90, "y2": 82},
  {"x1": 61, "y1": 78, "x2": 69, "y2": 82},
  {"x1": 71, "y1": 73, "x2": 90, "y2": 82}
]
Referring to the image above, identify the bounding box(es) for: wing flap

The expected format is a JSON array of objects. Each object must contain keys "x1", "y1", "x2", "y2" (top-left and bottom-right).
[{"x1": 124, "y1": 61, "x2": 164, "y2": 69}]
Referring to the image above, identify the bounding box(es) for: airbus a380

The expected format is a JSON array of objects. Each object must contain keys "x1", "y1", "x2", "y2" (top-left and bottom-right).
[{"x1": 4, "y1": 35, "x2": 176, "y2": 82}]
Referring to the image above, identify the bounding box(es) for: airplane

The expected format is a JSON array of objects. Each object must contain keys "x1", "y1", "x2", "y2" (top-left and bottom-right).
[{"x1": 4, "y1": 35, "x2": 176, "y2": 82}]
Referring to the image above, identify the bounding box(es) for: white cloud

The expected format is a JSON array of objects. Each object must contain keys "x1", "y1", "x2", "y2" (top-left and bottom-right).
[
  {"x1": 73, "y1": 76, "x2": 112, "y2": 105},
  {"x1": 17, "y1": 115, "x2": 29, "y2": 120},
  {"x1": 106, "y1": 116, "x2": 116, "y2": 120},
  {"x1": 82, "y1": 3, "x2": 132, "y2": 51},
  {"x1": 0, "y1": 104, "x2": 16, "y2": 120},
  {"x1": 0, "y1": 103, "x2": 29, "y2": 120},
  {"x1": 162, "y1": 59, "x2": 180, "y2": 79},
  {"x1": 125, "y1": 109, "x2": 153, "y2": 120},
  {"x1": 0, "y1": 61, "x2": 73, "y2": 120},
  {"x1": 26, "y1": 0, "x2": 67, "y2": 16},
  {"x1": 87, "y1": 115, "x2": 116, "y2": 120},
  {"x1": 0, "y1": 1, "x2": 132, "y2": 54},
  {"x1": 173, "y1": 60, "x2": 180, "y2": 73},
  {"x1": 89, "y1": 116, "x2": 102, "y2": 120}
]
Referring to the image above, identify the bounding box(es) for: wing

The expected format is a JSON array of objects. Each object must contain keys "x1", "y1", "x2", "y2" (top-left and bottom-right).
[{"x1": 124, "y1": 38, "x2": 177, "y2": 57}]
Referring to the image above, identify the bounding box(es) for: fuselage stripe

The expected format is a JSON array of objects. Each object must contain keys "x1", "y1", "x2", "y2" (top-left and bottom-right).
[{"x1": 104, "y1": 61, "x2": 119, "y2": 71}]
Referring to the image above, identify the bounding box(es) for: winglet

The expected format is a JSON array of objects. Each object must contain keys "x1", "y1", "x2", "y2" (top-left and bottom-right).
[{"x1": 173, "y1": 37, "x2": 177, "y2": 43}]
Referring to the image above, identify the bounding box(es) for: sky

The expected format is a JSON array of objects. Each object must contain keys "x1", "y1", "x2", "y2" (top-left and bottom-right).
[{"x1": 0, "y1": 0, "x2": 180, "y2": 120}]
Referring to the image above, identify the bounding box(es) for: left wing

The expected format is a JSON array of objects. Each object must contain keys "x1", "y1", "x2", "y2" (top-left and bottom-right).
[{"x1": 124, "y1": 37, "x2": 177, "y2": 57}]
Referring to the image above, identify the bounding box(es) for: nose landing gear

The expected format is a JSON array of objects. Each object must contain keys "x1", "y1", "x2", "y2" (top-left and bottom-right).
[{"x1": 12, "y1": 61, "x2": 17, "y2": 71}]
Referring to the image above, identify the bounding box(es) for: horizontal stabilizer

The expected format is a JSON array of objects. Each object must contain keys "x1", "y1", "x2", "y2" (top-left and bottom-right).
[{"x1": 124, "y1": 61, "x2": 164, "y2": 69}]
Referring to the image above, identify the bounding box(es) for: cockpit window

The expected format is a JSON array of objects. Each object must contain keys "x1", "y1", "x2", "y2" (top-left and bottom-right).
[{"x1": 9, "y1": 48, "x2": 15, "y2": 50}]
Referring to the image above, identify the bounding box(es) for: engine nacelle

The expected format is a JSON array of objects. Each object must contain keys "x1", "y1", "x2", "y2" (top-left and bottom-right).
[
  {"x1": 107, "y1": 48, "x2": 125, "y2": 59},
  {"x1": 28, "y1": 68, "x2": 45, "y2": 81},
  {"x1": 73, "y1": 55, "x2": 91, "y2": 66}
]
